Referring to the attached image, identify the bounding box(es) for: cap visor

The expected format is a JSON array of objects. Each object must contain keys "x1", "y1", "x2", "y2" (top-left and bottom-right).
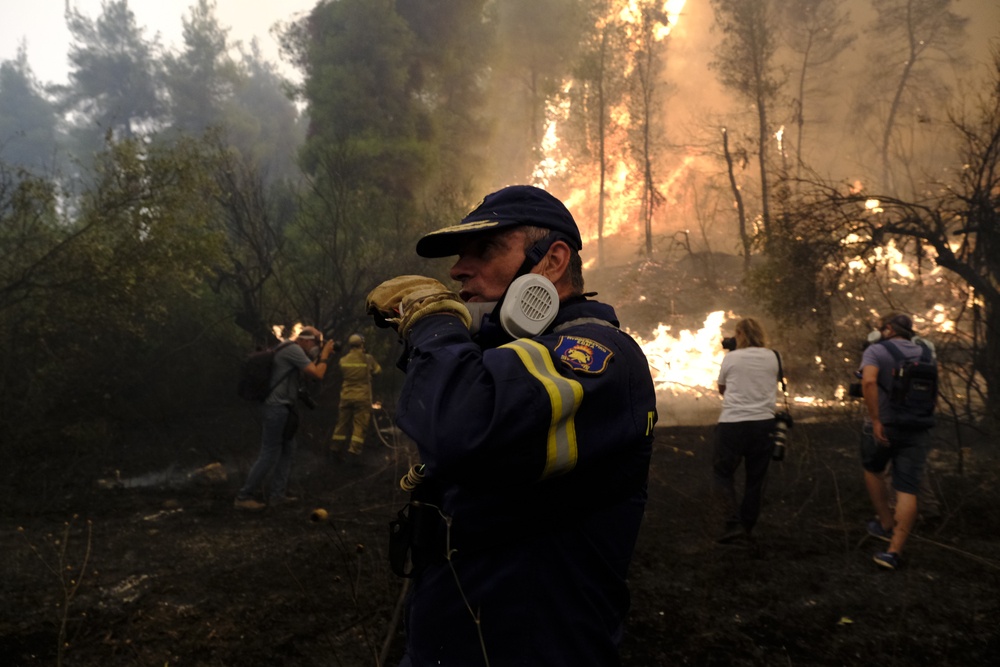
[{"x1": 415, "y1": 220, "x2": 508, "y2": 258}]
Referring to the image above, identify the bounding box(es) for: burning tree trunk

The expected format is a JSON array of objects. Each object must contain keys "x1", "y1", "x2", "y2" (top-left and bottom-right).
[{"x1": 722, "y1": 128, "x2": 751, "y2": 273}]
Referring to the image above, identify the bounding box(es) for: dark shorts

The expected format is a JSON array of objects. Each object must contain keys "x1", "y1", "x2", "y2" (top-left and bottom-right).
[{"x1": 859, "y1": 424, "x2": 931, "y2": 495}]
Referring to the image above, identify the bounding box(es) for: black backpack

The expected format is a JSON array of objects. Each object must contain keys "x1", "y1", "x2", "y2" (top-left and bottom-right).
[
  {"x1": 237, "y1": 341, "x2": 296, "y2": 401},
  {"x1": 877, "y1": 340, "x2": 938, "y2": 429}
]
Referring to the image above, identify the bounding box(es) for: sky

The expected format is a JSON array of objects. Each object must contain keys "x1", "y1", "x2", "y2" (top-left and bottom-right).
[
  {"x1": 3, "y1": 0, "x2": 997, "y2": 89},
  {"x1": 0, "y1": 0, "x2": 319, "y2": 85}
]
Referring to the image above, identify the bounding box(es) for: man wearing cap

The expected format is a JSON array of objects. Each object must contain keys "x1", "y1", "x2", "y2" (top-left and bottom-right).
[
  {"x1": 330, "y1": 333, "x2": 382, "y2": 457},
  {"x1": 367, "y1": 185, "x2": 657, "y2": 666},
  {"x1": 858, "y1": 312, "x2": 936, "y2": 569},
  {"x1": 235, "y1": 326, "x2": 335, "y2": 510}
]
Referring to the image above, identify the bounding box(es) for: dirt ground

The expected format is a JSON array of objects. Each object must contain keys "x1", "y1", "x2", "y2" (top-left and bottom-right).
[{"x1": 2, "y1": 405, "x2": 998, "y2": 667}]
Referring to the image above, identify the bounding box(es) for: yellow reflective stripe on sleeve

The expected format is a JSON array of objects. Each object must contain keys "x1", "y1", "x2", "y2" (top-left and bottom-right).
[{"x1": 501, "y1": 339, "x2": 584, "y2": 479}]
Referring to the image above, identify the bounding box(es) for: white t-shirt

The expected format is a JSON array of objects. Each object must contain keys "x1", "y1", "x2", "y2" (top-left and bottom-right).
[{"x1": 717, "y1": 347, "x2": 780, "y2": 423}]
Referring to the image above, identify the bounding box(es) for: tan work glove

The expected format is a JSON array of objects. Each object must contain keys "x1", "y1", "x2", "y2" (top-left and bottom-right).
[{"x1": 366, "y1": 275, "x2": 471, "y2": 338}]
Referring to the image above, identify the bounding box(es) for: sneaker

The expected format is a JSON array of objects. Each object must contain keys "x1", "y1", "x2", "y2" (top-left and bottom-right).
[
  {"x1": 234, "y1": 497, "x2": 266, "y2": 511},
  {"x1": 866, "y1": 519, "x2": 893, "y2": 541},
  {"x1": 270, "y1": 494, "x2": 299, "y2": 506},
  {"x1": 873, "y1": 551, "x2": 902, "y2": 570}
]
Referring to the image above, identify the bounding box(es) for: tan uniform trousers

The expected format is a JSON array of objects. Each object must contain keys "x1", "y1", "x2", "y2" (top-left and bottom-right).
[{"x1": 332, "y1": 398, "x2": 371, "y2": 454}]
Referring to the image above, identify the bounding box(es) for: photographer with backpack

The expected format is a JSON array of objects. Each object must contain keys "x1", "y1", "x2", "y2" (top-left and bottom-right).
[
  {"x1": 235, "y1": 326, "x2": 335, "y2": 511},
  {"x1": 859, "y1": 313, "x2": 938, "y2": 569}
]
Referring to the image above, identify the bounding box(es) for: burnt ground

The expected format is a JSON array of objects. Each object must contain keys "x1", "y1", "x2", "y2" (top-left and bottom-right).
[{"x1": 1, "y1": 407, "x2": 998, "y2": 667}]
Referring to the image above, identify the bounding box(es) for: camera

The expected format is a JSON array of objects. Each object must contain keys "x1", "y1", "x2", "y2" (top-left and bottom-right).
[
  {"x1": 297, "y1": 388, "x2": 318, "y2": 410},
  {"x1": 322, "y1": 329, "x2": 342, "y2": 354},
  {"x1": 771, "y1": 411, "x2": 794, "y2": 461},
  {"x1": 848, "y1": 370, "x2": 863, "y2": 398},
  {"x1": 721, "y1": 336, "x2": 737, "y2": 351}
]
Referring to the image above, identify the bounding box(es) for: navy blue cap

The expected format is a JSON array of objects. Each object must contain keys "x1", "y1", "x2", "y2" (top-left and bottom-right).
[{"x1": 416, "y1": 185, "x2": 583, "y2": 258}]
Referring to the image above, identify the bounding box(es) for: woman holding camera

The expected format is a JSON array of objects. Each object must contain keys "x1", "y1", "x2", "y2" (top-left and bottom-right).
[{"x1": 713, "y1": 317, "x2": 781, "y2": 543}]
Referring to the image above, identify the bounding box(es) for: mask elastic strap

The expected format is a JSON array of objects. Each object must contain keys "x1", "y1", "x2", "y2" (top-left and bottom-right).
[{"x1": 487, "y1": 233, "x2": 562, "y2": 323}]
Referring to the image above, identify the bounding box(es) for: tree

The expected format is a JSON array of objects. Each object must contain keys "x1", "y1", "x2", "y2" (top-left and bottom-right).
[
  {"x1": 626, "y1": 1, "x2": 674, "y2": 256},
  {"x1": 278, "y1": 0, "x2": 448, "y2": 339},
  {"x1": 490, "y1": 0, "x2": 585, "y2": 184},
  {"x1": 710, "y1": 0, "x2": 782, "y2": 245},
  {"x1": 287, "y1": 0, "x2": 435, "y2": 195},
  {"x1": 225, "y1": 42, "x2": 303, "y2": 183},
  {"x1": 162, "y1": 0, "x2": 240, "y2": 137},
  {"x1": 0, "y1": 46, "x2": 60, "y2": 173},
  {"x1": 768, "y1": 54, "x2": 1000, "y2": 426},
  {"x1": 394, "y1": 0, "x2": 494, "y2": 193},
  {"x1": 0, "y1": 137, "x2": 229, "y2": 452},
  {"x1": 204, "y1": 134, "x2": 291, "y2": 345},
  {"x1": 857, "y1": 0, "x2": 968, "y2": 193},
  {"x1": 780, "y1": 0, "x2": 855, "y2": 181},
  {"x1": 164, "y1": 1, "x2": 302, "y2": 185},
  {"x1": 62, "y1": 0, "x2": 163, "y2": 158},
  {"x1": 564, "y1": 0, "x2": 632, "y2": 266}
]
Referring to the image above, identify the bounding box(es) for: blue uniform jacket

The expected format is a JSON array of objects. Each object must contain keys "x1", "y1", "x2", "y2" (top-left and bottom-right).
[{"x1": 395, "y1": 297, "x2": 657, "y2": 667}]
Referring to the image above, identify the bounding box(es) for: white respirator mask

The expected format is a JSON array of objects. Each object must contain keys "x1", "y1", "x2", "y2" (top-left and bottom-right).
[
  {"x1": 466, "y1": 273, "x2": 559, "y2": 339},
  {"x1": 867, "y1": 329, "x2": 883, "y2": 344}
]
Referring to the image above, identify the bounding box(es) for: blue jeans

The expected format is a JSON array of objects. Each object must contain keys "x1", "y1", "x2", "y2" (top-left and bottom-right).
[{"x1": 238, "y1": 404, "x2": 297, "y2": 500}]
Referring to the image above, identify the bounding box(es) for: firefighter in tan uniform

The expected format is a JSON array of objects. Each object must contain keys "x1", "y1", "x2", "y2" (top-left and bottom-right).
[{"x1": 330, "y1": 334, "x2": 381, "y2": 456}]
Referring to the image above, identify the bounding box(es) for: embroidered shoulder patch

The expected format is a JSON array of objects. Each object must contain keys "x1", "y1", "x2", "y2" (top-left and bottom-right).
[{"x1": 555, "y1": 336, "x2": 614, "y2": 374}]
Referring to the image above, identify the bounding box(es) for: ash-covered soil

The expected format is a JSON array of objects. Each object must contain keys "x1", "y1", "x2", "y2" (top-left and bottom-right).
[{"x1": 2, "y1": 410, "x2": 998, "y2": 666}]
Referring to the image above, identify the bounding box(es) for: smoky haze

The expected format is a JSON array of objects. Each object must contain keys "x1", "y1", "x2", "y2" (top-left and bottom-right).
[{"x1": 0, "y1": 0, "x2": 998, "y2": 437}]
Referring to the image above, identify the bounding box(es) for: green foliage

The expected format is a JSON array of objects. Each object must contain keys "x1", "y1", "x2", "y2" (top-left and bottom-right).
[
  {"x1": 273, "y1": 0, "x2": 500, "y2": 342},
  {"x1": 224, "y1": 46, "x2": 303, "y2": 182},
  {"x1": 0, "y1": 137, "x2": 232, "y2": 457},
  {"x1": 296, "y1": 0, "x2": 427, "y2": 157}
]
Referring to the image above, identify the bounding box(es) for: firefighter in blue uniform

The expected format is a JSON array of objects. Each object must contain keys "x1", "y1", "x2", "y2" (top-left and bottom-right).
[{"x1": 367, "y1": 185, "x2": 657, "y2": 667}]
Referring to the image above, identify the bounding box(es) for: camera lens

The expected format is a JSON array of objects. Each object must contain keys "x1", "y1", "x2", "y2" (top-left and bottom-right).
[{"x1": 771, "y1": 417, "x2": 790, "y2": 461}]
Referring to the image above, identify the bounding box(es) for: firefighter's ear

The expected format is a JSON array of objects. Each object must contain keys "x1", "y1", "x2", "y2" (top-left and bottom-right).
[{"x1": 535, "y1": 239, "x2": 571, "y2": 284}]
